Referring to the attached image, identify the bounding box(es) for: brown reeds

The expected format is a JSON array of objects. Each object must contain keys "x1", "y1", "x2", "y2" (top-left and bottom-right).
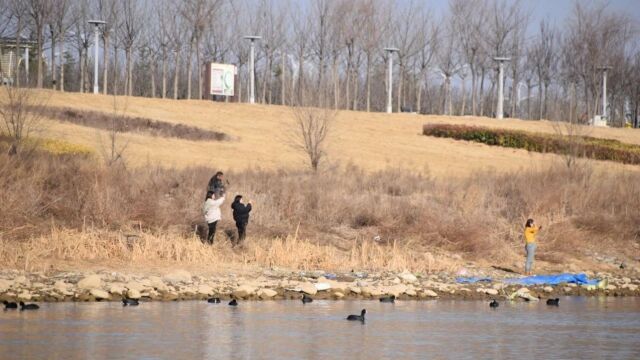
[{"x1": 1, "y1": 139, "x2": 639, "y2": 271}]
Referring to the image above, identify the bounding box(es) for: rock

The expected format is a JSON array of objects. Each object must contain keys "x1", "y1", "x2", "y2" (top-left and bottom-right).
[
  {"x1": 109, "y1": 284, "x2": 127, "y2": 295},
  {"x1": 327, "y1": 281, "x2": 349, "y2": 292},
  {"x1": 163, "y1": 270, "x2": 192, "y2": 284},
  {"x1": 333, "y1": 291, "x2": 345, "y2": 299},
  {"x1": 349, "y1": 286, "x2": 361, "y2": 294},
  {"x1": 197, "y1": 285, "x2": 214, "y2": 296},
  {"x1": 314, "y1": 282, "x2": 331, "y2": 291},
  {"x1": 13, "y1": 276, "x2": 28, "y2": 285},
  {"x1": 398, "y1": 271, "x2": 418, "y2": 283},
  {"x1": 233, "y1": 285, "x2": 257, "y2": 298},
  {"x1": 298, "y1": 282, "x2": 318, "y2": 295},
  {"x1": 127, "y1": 289, "x2": 142, "y2": 299},
  {"x1": 126, "y1": 281, "x2": 147, "y2": 293},
  {"x1": 387, "y1": 284, "x2": 408, "y2": 297},
  {"x1": 405, "y1": 288, "x2": 417, "y2": 297},
  {"x1": 148, "y1": 276, "x2": 169, "y2": 291},
  {"x1": 421, "y1": 289, "x2": 438, "y2": 298},
  {"x1": 257, "y1": 288, "x2": 277, "y2": 298},
  {"x1": 484, "y1": 288, "x2": 499, "y2": 296},
  {"x1": 90, "y1": 289, "x2": 111, "y2": 300},
  {"x1": 77, "y1": 275, "x2": 103, "y2": 290},
  {"x1": 543, "y1": 286, "x2": 554, "y2": 293},
  {"x1": 0, "y1": 279, "x2": 12, "y2": 292},
  {"x1": 17, "y1": 291, "x2": 32, "y2": 300},
  {"x1": 54, "y1": 281, "x2": 74, "y2": 296},
  {"x1": 622, "y1": 283, "x2": 638, "y2": 291},
  {"x1": 622, "y1": 277, "x2": 631, "y2": 284},
  {"x1": 563, "y1": 287, "x2": 573, "y2": 293},
  {"x1": 606, "y1": 285, "x2": 617, "y2": 291}
]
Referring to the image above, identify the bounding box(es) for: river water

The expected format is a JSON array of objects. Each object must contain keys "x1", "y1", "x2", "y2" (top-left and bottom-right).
[{"x1": 1, "y1": 297, "x2": 638, "y2": 359}]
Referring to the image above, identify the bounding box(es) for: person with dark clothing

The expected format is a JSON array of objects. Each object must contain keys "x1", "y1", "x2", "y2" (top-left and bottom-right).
[
  {"x1": 231, "y1": 195, "x2": 252, "y2": 244},
  {"x1": 207, "y1": 172, "x2": 226, "y2": 196}
]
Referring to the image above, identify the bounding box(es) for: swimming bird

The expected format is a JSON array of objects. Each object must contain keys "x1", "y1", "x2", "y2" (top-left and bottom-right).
[
  {"x1": 228, "y1": 299, "x2": 238, "y2": 306},
  {"x1": 302, "y1": 294, "x2": 313, "y2": 304},
  {"x1": 19, "y1": 302, "x2": 39, "y2": 310},
  {"x1": 3, "y1": 301, "x2": 18, "y2": 310},
  {"x1": 207, "y1": 298, "x2": 221, "y2": 303},
  {"x1": 546, "y1": 298, "x2": 559, "y2": 306},
  {"x1": 489, "y1": 300, "x2": 499, "y2": 308},
  {"x1": 122, "y1": 298, "x2": 139, "y2": 306},
  {"x1": 346, "y1": 309, "x2": 366, "y2": 322},
  {"x1": 379, "y1": 295, "x2": 395, "y2": 303}
]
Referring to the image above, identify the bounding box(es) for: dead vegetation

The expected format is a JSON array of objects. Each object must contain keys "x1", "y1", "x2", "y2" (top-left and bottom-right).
[
  {"x1": 1, "y1": 139, "x2": 639, "y2": 271},
  {"x1": 30, "y1": 105, "x2": 228, "y2": 142}
]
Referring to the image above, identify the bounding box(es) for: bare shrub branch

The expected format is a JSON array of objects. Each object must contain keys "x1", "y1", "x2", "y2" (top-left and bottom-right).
[
  {"x1": 289, "y1": 105, "x2": 336, "y2": 171},
  {"x1": 0, "y1": 87, "x2": 48, "y2": 155}
]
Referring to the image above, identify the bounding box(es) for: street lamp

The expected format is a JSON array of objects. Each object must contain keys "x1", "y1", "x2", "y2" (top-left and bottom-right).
[
  {"x1": 597, "y1": 65, "x2": 612, "y2": 120},
  {"x1": 243, "y1": 35, "x2": 261, "y2": 104},
  {"x1": 384, "y1": 47, "x2": 399, "y2": 114},
  {"x1": 88, "y1": 20, "x2": 106, "y2": 94},
  {"x1": 493, "y1": 57, "x2": 510, "y2": 119}
]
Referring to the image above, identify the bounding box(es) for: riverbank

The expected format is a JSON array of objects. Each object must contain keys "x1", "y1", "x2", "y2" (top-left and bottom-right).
[{"x1": 2, "y1": 267, "x2": 639, "y2": 304}]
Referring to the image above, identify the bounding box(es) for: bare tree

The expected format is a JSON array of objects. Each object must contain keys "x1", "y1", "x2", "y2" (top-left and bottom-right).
[
  {"x1": 290, "y1": 104, "x2": 335, "y2": 171},
  {"x1": 95, "y1": 0, "x2": 118, "y2": 95},
  {"x1": 71, "y1": 0, "x2": 92, "y2": 93},
  {"x1": 117, "y1": 0, "x2": 142, "y2": 96},
  {"x1": 27, "y1": 0, "x2": 53, "y2": 89}
]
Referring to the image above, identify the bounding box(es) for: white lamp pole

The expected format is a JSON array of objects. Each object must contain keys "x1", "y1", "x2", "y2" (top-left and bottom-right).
[
  {"x1": 88, "y1": 20, "x2": 106, "y2": 94},
  {"x1": 597, "y1": 66, "x2": 611, "y2": 119},
  {"x1": 493, "y1": 57, "x2": 511, "y2": 119},
  {"x1": 384, "y1": 47, "x2": 399, "y2": 114},
  {"x1": 244, "y1": 35, "x2": 261, "y2": 104}
]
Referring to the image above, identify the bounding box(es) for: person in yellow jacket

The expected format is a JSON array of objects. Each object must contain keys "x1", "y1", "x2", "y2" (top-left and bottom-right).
[{"x1": 524, "y1": 219, "x2": 542, "y2": 275}]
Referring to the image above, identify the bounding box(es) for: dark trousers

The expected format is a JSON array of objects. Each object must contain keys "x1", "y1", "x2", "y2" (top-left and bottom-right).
[
  {"x1": 236, "y1": 222, "x2": 247, "y2": 244},
  {"x1": 207, "y1": 221, "x2": 218, "y2": 244}
]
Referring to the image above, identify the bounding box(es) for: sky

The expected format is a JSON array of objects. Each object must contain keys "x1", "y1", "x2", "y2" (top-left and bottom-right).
[{"x1": 425, "y1": 0, "x2": 640, "y2": 27}]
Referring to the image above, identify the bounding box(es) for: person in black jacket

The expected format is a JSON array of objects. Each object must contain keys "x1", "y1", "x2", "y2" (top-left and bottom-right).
[
  {"x1": 207, "y1": 172, "x2": 226, "y2": 196},
  {"x1": 231, "y1": 195, "x2": 252, "y2": 245}
]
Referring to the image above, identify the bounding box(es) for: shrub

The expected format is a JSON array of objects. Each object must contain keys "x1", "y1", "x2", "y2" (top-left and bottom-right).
[{"x1": 422, "y1": 123, "x2": 640, "y2": 165}]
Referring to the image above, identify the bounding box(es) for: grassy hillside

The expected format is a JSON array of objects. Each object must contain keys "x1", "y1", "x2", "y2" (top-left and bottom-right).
[{"x1": 36, "y1": 90, "x2": 639, "y2": 177}]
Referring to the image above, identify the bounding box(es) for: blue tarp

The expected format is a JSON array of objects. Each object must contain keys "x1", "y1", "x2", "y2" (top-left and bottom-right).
[
  {"x1": 504, "y1": 273, "x2": 599, "y2": 286},
  {"x1": 456, "y1": 277, "x2": 492, "y2": 284}
]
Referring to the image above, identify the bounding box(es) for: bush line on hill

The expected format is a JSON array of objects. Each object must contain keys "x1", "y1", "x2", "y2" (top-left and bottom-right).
[{"x1": 422, "y1": 123, "x2": 640, "y2": 165}]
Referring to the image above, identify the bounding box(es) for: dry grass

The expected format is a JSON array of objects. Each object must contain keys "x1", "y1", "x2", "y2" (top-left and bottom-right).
[
  {"x1": 1, "y1": 140, "x2": 639, "y2": 272},
  {"x1": 25, "y1": 89, "x2": 638, "y2": 177},
  {"x1": 0, "y1": 229, "x2": 461, "y2": 274}
]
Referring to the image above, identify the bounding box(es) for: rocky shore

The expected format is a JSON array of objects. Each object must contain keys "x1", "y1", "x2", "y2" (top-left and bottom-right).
[{"x1": 1, "y1": 269, "x2": 639, "y2": 304}]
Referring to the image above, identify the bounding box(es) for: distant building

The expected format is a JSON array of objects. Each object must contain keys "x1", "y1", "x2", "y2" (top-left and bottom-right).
[{"x1": 0, "y1": 36, "x2": 37, "y2": 85}]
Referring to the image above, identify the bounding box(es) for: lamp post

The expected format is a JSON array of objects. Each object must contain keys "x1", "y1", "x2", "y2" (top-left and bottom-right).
[
  {"x1": 88, "y1": 20, "x2": 106, "y2": 94},
  {"x1": 597, "y1": 66, "x2": 612, "y2": 120},
  {"x1": 493, "y1": 57, "x2": 510, "y2": 119},
  {"x1": 243, "y1": 35, "x2": 261, "y2": 104},
  {"x1": 384, "y1": 47, "x2": 399, "y2": 114}
]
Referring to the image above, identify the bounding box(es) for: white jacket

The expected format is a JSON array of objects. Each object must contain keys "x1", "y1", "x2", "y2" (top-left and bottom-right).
[{"x1": 203, "y1": 196, "x2": 225, "y2": 223}]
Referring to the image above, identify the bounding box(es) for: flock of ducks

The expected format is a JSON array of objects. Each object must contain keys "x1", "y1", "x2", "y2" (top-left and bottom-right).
[{"x1": 4, "y1": 294, "x2": 562, "y2": 321}]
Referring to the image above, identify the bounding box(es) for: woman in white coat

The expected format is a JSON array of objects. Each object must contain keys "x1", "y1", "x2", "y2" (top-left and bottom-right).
[{"x1": 203, "y1": 191, "x2": 225, "y2": 244}]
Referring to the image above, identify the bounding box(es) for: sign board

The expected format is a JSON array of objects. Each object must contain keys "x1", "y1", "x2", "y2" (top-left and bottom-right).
[{"x1": 207, "y1": 63, "x2": 236, "y2": 96}]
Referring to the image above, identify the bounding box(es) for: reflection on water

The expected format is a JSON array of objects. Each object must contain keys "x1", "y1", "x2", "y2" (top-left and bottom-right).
[{"x1": 1, "y1": 297, "x2": 639, "y2": 359}]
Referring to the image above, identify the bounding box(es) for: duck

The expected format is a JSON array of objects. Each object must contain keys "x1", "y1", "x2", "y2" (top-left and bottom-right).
[
  {"x1": 546, "y1": 298, "x2": 559, "y2": 306},
  {"x1": 379, "y1": 295, "x2": 395, "y2": 303},
  {"x1": 346, "y1": 309, "x2": 366, "y2": 322},
  {"x1": 207, "y1": 298, "x2": 221, "y2": 303},
  {"x1": 122, "y1": 298, "x2": 140, "y2": 306},
  {"x1": 3, "y1": 301, "x2": 18, "y2": 310},
  {"x1": 19, "y1": 301, "x2": 39, "y2": 310},
  {"x1": 228, "y1": 299, "x2": 238, "y2": 306},
  {"x1": 489, "y1": 300, "x2": 499, "y2": 308},
  {"x1": 301, "y1": 294, "x2": 313, "y2": 304}
]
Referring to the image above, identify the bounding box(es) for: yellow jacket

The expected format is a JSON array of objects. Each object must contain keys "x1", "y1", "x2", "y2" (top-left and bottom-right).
[{"x1": 524, "y1": 226, "x2": 539, "y2": 244}]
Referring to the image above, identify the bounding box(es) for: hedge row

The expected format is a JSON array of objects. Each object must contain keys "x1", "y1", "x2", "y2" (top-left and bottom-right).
[{"x1": 422, "y1": 123, "x2": 640, "y2": 165}]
